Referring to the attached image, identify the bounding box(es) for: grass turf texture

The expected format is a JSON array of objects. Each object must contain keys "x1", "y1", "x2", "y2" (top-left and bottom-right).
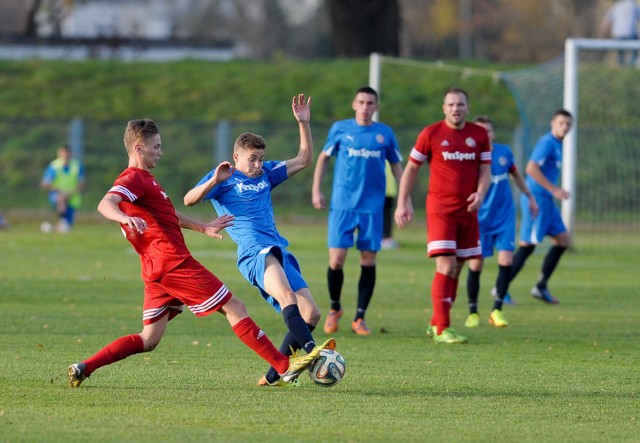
[{"x1": 1, "y1": 218, "x2": 638, "y2": 442}]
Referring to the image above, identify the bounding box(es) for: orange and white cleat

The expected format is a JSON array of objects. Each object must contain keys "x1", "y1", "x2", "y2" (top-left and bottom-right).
[
  {"x1": 323, "y1": 309, "x2": 343, "y2": 334},
  {"x1": 351, "y1": 318, "x2": 371, "y2": 336}
]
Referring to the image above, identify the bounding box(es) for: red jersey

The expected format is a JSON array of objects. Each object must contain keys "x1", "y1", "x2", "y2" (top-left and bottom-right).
[
  {"x1": 409, "y1": 121, "x2": 491, "y2": 216},
  {"x1": 108, "y1": 167, "x2": 192, "y2": 282}
]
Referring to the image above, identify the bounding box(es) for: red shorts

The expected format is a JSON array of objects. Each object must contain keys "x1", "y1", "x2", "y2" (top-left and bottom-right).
[
  {"x1": 142, "y1": 256, "x2": 232, "y2": 325},
  {"x1": 426, "y1": 212, "x2": 482, "y2": 260}
]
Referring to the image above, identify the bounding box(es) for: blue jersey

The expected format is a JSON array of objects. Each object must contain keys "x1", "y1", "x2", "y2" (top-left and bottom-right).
[
  {"x1": 196, "y1": 160, "x2": 289, "y2": 261},
  {"x1": 526, "y1": 132, "x2": 562, "y2": 200},
  {"x1": 323, "y1": 119, "x2": 402, "y2": 214},
  {"x1": 478, "y1": 143, "x2": 516, "y2": 236}
]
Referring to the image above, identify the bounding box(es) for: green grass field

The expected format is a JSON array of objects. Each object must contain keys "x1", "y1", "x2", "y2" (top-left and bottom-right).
[{"x1": 1, "y1": 217, "x2": 638, "y2": 442}]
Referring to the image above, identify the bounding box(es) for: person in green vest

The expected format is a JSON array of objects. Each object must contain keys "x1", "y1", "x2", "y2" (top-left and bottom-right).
[{"x1": 40, "y1": 145, "x2": 85, "y2": 233}]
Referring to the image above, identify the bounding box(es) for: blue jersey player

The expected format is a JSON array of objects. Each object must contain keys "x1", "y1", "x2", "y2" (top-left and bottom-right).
[
  {"x1": 507, "y1": 109, "x2": 572, "y2": 305},
  {"x1": 184, "y1": 94, "x2": 335, "y2": 387},
  {"x1": 312, "y1": 86, "x2": 405, "y2": 336},
  {"x1": 464, "y1": 116, "x2": 538, "y2": 329}
]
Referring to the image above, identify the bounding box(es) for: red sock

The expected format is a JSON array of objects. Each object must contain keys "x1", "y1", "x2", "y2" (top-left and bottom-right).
[
  {"x1": 432, "y1": 272, "x2": 456, "y2": 334},
  {"x1": 451, "y1": 276, "x2": 459, "y2": 303},
  {"x1": 232, "y1": 317, "x2": 289, "y2": 374},
  {"x1": 84, "y1": 334, "x2": 144, "y2": 376}
]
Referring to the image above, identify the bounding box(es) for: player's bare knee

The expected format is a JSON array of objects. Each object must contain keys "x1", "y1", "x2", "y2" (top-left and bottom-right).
[
  {"x1": 307, "y1": 305, "x2": 322, "y2": 326},
  {"x1": 141, "y1": 336, "x2": 161, "y2": 352},
  {"x1": 277, "y1": 290, "x2": 298, "y2": 307},
  {"x1": 224, "y1": 296, "x2": 249, "y2": 317},
  {"x1": 435, "y1": 268, "x2": 457, "y2": 278}
]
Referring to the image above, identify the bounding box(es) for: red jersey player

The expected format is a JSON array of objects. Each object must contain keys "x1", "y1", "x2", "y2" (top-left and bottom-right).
[
  {"x1": 67, "y1": 118, "x2": 331, "y2": 388},
  {"x1": 395, "y1": 87, "x2": 491, "y2": 344}
]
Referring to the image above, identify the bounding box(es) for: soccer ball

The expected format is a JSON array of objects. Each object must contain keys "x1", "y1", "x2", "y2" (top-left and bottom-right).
[{"x1": 308, "y1": 349, "x2": 345, "y2": 387}]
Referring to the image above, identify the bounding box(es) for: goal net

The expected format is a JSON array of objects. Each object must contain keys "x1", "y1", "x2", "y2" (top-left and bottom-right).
[
  {"x1": 371, "y1": 39, "x2": 640, "y2": 250},
  {"x1": 502, "y1": 38, "x2": 640, "y2": 244}
]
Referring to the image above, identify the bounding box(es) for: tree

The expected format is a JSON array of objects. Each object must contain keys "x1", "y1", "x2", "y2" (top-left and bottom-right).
[
  {"x1": 25, "y1": 0, "x2": 42, "y2": 37},
  {"x1": 327, "y1": 0, "x2": 400, "y2": 57}
]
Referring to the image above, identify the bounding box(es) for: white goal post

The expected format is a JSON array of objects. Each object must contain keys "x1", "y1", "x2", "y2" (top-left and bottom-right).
[{"x1": 563, "y1": 38, "x2": 640, "y2": 236}]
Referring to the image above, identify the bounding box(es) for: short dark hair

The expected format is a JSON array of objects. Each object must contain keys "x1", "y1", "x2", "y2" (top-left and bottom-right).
[
  {"x1": 473, "y1": 115, "x2": 493, "y2": 125},
  {"x1": 355, "y1": 86, "x2": 378, "y2": 100},
  {"x1": 553, "y1": 108, "x2": 572, "y2": 119},
  {"x1": 445, "y1": 87, "x2": 469, "y2": 102},
  {"x1": 234, "y1": 132, "x2": 266, "y2": 152}
]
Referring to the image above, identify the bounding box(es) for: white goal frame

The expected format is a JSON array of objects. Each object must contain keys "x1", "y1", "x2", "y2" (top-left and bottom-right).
[{"x1": 563, "y1": 38, "x2": 640, "y2": 236}]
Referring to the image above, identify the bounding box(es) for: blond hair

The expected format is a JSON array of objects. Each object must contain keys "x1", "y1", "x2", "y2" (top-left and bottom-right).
[{"x1": 123, "y1": 119, "x2": 159, "y2": 154}]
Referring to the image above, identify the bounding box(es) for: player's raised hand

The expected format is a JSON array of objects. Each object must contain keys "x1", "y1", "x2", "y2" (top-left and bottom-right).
[
  {"x1": 213, "y1": 161, "x2": 235, "y2": 183},
  {"x1": 292, "y1": 93, "x2": 311, "y2": 123}
]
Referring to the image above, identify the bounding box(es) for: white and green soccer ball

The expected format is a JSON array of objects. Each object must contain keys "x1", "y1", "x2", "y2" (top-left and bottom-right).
[{"x1": 308, "y1": 349, "x2": 345, "y2": 387}]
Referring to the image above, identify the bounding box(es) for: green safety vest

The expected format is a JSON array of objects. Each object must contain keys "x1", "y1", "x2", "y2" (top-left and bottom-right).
[{"x1": 51, "y1": 158, "x2": 82, "y2": 208}]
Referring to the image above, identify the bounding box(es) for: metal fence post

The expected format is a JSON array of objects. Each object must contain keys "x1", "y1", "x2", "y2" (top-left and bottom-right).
[{"x1": 68, "y1": 117, "x2": 84, "y2": 162}]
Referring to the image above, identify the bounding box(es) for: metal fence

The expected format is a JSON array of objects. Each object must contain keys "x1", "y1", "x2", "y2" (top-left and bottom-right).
[{"x1": 0, "y1": 116, "x2": 436, "y2": 217}]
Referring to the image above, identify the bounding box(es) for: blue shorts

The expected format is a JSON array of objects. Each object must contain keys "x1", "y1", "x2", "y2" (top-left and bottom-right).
[
  {"x1": 519, "y1": 194, "x2": 566, "y2": 244},
  {"x1": 480, "y1": 222, "x2": 516, "y2": 258},
  {"x1": 328, "y1": 209, "x2": 382, "y2": 251},
  {"x1": 48, "y1": 191, "x2": 77, "y2": 225},
  {"x1": 237, "y1": 246, "x2": 308, "y2": 313}
]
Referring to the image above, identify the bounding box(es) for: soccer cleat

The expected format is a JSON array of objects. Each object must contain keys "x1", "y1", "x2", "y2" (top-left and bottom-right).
[
  {"x1": 67, "y1": 363, "x2": 88, "y2": 388},
  {"x1": 280, "y1": 338, "x2": 336, "y2": 383},
  {"x1": 426, "y1": 325, "x2": 436, "y2": 338},
  {"x1": 489, "y1": 309, "x2": 509, "y2": 327},
  {"x1": 530, "y1": 286, "x2": 559, "y2": 304},
  {"x1": 257, "y1": 375, "x2": 300, "y2": 388},
  {"x1": 491, "y1": 287, "x2": 515, "y2": 305},
  {"x1": 351, "y1": 318, "x2": 371, "y2": 336},
  {"x1": 381, "y1": 238, "x2": 399, "y2": 250},
  {"x1": 433, "y1": 328, "x2": 468, "y2": 344},
  {"x1": 318, "y1": 338, "x2": 337, "y2": 351},
  {"x1": 323, "y1": 309, "x2": 343, "y2": 334},
  {"x1": 465, "y1": 313, "x2": 480, "y2": 328},
  {"x1": 503, "y1": 293, "x2": 514, "y2": 305}
]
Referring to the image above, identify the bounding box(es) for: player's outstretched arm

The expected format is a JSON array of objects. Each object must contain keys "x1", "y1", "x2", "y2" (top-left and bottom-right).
[
  {"x1": 184, "y1": 162, "x2": 235, "y2": 206},
  {"x1": 176, "y1": 211, "x2": 234, "y2": 239},
  {"x1": 285, "y1": 93, "x2": 313, "y2": 177}
]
